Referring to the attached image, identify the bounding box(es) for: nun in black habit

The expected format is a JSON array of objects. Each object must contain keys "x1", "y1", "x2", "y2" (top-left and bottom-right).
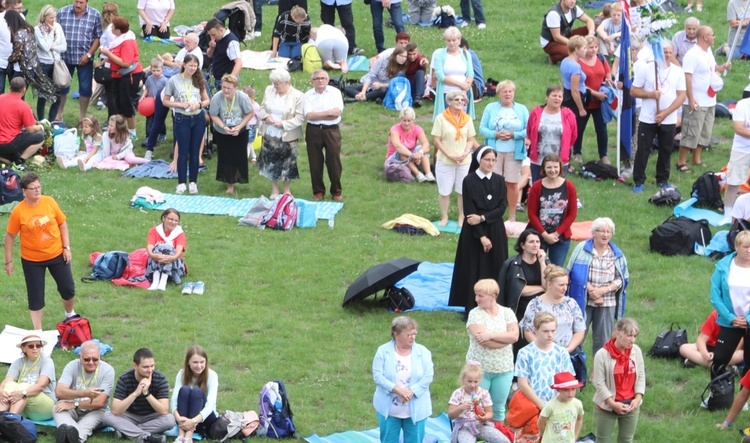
[{"x1": 448, "y1": 146, "x2": 508, "y2": 316}]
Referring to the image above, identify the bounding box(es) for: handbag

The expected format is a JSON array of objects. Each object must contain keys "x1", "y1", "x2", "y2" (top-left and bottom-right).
[
  {"x1": 53, "y1": 59, "x2": 71, "y2": 89},
  {"x1": 94, "y1": 65, "x2": 112, "y2": 84},
  {"x1": 647, "y1": 322, "x2": 688, "y2": 358},
  {"x1": 701, "y1": 365, "x2": 735, "y2": 411}
]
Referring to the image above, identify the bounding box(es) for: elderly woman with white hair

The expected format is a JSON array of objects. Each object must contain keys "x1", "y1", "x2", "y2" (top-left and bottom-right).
[
  {"x1": 372, "y1": 316, "x2": 433, "y2": 443},
  {"x1": 257, "y1": 69, "x2": 305, "y2": 199},
  {"x1": 566, "y1": 217, "x2": 629, "y2": 357},
  {"x1": 431, "y1": 26, "x2": 475, "y2": 121}
]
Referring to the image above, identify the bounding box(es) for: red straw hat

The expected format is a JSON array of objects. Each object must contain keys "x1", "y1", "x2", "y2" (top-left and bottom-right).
[{"x1": 550, "y1": 371, "x2": 583, "y2": 390}]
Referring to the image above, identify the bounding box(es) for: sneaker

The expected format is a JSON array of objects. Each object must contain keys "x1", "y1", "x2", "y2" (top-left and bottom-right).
[
  {"x1": 573, "y1": 154, "x2": 582, "y2": 163},
  {"x1": 192, "y1": 281, "x2": 205, "y2": 295},
  {"x1": 658, "y1": 182, "x2": 672, "y2": 189},
  {"x1": 188, "y1": 183, "x2": 198, "y2": 194},
  {"x1": 576, "y1": 198, "x2": 583, "y2": 209},
  {"x1": 516, "y1": 202, "x2": 525, "y2": 212},
  {"x1": 140, "y1": 141, "x2": 148, "y2": 148},
  {"x1": 684, "y1": 6, "x2": 693, "y2": 12},
  {"x1": 56, "y1": 156, "x2": 66, "y2": 169},
  {"x1": 56, "y1": 424, "x2": 69, "y2": 443},
  {"x1": 144, "y1": 435, "x2": 166, "y2": 443},
  {"x1": 599, "y1": 156, "x2": 611, "y2": 165},
  {"x1": 683, "y1": 358, "x2": 696, "y2": 368},
  {"x1": 458, "y1": 20, "x2": 469, "y2": 28},
  {"x1": 181, "y1": 282, "x2": 194, "y2": 295},
  {"x1": 633, "y1": 184, "x2": 644, "y2": 193},
  {"x1": 424, "y1": 172, "x2": 436, "y2": 182},
  {"x1": 114, "y1": 430, "x2": 123, "y2": 440},
  {"x1": 351, "y1": 47, "x2": 365, "y2": 56},
  {"x1": 66, "y1": 424, "x2": 80, "y2": 443},
  {"x1": 416, "y1": 172, "x2": 427, "y2": 183},
  {"x1": 412, "y1": 98, "x2": 422, "y2": 108},
  {"x1": 144, "y1": 150, "x2": 153, "y2": 161},
  {"x1": 96, "y1": 100, "x2": 106, "y2": 110},
  {"x1": 77, "y1": 158, "x2": 86, "y2": 172},
  {"x1": 254, "y1": 31, "x2": 262, "y2": 37},
  {"x1": 13, "y1": 162, "x2": 26, "y2": 171},
  {"x1": 176, "y1": 183, "x2": 187, "y2": 194},
  {"x1": 477, "y1": 23, "x2": 486, "y2": 29},
  {"x1": 157, "y1": 134, "x2": 167, "y2": 142}
]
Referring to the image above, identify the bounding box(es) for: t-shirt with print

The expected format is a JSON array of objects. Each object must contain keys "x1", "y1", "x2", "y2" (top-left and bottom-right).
[
  {"x1": 519, "y1": 297, "x2": 585, "y2": 348},
  {"x1": 209, "y1": 91, "x2": 253, "y2": 135},
  {"x1": 448, "y1": 386, "x2": 493, "y2": 420},
  {"x1": 535, "y1": 111, "x2": 562, "y2": 165},
  {"x1": 113, "y1": 369, "x2": 170, "y2": 416},
  {"x1": 163, "y1": 75, "x2": 203, "y2": 116},
  {"x1": 386, "y1": 123, "x2": 425, "y2": 159},
  {"x1": 490, "y1": 107, "x2": 524, "y2": 153},
  {"x1": 540, "y1": 396, "x2": 584, "y2": 443},
  {"x1": 389, "y1": 353, "x2": 411, "y2": 418},
  {"x1": 7, "y1": 196, "x2": 67, "y2": 262},
  {"x1": 58, "y1": 359, "x2": 115, "y2": 410},
  {"x1": 682, "y1": 45, "x2": 717, "y2": 107},
  {"x1": 732, "y1": 98, "x2": 750, "y2": 153},
  {"x1": 515, "y1": 342, "x2": 574, "y2": 403},
  {"x1": 538, "y1": 182, "x2": 569, "y2": 234},
  {"x1": 633, "y1": 61, "x2": 685, "y2": 125},
  {"x1": 7, "y1": 356, "x2": 57, "y2": 401},
  {"x1": 466, "y1": 305, "x2": 517, "y2": 373}
]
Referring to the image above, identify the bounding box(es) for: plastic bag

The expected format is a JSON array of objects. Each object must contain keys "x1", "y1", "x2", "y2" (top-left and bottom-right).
[{"x1": 53, "y1": 128, "x2": 79, "y2": 159}]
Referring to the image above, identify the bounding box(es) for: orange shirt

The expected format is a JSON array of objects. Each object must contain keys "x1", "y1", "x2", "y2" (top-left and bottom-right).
[{"x1": 6, "y1": 196, "x2": 67, "y2": 262}]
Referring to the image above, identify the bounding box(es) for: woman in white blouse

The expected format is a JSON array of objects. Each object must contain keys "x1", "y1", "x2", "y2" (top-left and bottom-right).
[{"x1": 34, "y1": 4, "x2": 66, "y2": 121}]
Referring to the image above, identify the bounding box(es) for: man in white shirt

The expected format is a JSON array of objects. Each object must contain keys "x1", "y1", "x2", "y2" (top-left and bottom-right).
[
  {"x1": 540, "y1": 0, "x2": 595, "y2": 64},
  {"x1": 677, "y1": 26, "x2": 731, "y2": 171},
  {"x1": 161, "y1": 33, "x2": 203, "y2": 73},
  {"x1": 723, "y1": 97, "x2": 750, "y2": 221},
  {"x1": 630, "y1": 42, "x2": 686, "y2": 193},
  {"x1": 303, "y1": 70, "x2": 344, "y2": 201}
]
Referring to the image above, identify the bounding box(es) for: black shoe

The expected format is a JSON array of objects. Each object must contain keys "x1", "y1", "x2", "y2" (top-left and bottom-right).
[
  {"x1": 140, "y1": 141, "x2": 148, "y2": 148},
  {"x1": 66, "y1": 425, "x2": 80, "y2": 443},
  {"x1": 144, "y1": 434, "x2": 166, "y2": 443},
  {"x1": 413, "y1": 98, "x2": 422, "y2": 108},
  {"x1": 375, "y1": 97, "x2": 382, "y2": 105},
  {"x1": 343, "y1": 97, "x2": 358, "y2": 104},
  {"x1": 56, "y1": 424, "x2": 69, "y2": 443}
]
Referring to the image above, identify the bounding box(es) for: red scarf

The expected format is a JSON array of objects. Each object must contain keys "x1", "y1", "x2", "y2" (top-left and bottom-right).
[{"x1": 603, "y1": 338, "x2": 636, "y2": 400}]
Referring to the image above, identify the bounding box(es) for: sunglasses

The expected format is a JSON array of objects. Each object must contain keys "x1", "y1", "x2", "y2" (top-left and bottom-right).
[
  {"x1": 83, "y1": 357, "x2": 100, "y2": 363},
  {"x1": 25, "y1": 343, "x2": 43, "y2": 349}
]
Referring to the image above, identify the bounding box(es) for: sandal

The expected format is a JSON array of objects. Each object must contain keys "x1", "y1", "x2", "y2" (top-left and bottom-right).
[
  {"x1": 676, "y1": 163, "x2": 692, "y2": 173},
  {"x1": 692, "y1": 162, "x2": 706, "y2": 167}
]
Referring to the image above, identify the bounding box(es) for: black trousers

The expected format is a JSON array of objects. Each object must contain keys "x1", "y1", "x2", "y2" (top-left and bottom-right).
[
  {"x1": 320, "y1": 1, "x2": 357, "y2": 53},
  {"x1": 633, "y1": 122, "x2": 675, "y2": 186},
  {"x1": 712, "y1": 325, "x2": 750, "y2": 378}
]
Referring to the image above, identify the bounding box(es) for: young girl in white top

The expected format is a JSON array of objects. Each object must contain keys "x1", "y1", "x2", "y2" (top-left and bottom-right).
[
  {"x1": 244, "y1": 85, "x2": 260, "y2": 163},
  {"x1": 56, "y1": 115, "x2": 104, "y2": 170},
  {"x1": 448, "y1": 362, "x2": 510, "y2": 443},
  {"x1": 92, "y1": 115, "x2": 148, "y2": 170}
]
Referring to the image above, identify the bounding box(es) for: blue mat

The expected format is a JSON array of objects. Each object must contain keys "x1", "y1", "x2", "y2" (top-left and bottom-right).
[
  {"x1": 395, "y1": 262, "x2": 462, "y2": 312},
  {"x1": 673, "y1": 197, "x2": 726, "y2": 226},
  {"x1": 347, "y1": 55, "x2": 369, "y2": 71},
  {"x1": 146, "y1": 194, "x2": 344, "y2": 222},
  {"x1": 305, "y1": 412, "x2": 452, "y2": 443},
  {"x1": 433, "y1": 220, "x2": 461, "y2": 235},
  {"x1": 32, "y1": 419, "x2": 114, "y2": 433}
]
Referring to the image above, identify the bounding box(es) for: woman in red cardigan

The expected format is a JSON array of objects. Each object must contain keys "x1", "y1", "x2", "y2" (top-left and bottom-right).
[
  {"x1": 526, "y1": 153, "x2": 578, "y2": 266},
  {"x1": 526, "y1": 85, "x2": 577, "y2": 184}
]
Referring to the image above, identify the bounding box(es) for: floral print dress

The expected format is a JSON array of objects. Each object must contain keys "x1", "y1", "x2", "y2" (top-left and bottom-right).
[{"x1": 13, "y1": 28, "x2": 57, "y2": 103}]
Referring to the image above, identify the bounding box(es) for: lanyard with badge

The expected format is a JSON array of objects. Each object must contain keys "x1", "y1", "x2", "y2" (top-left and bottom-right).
[
  {"x1": 223, "y1": 93, "x2": 241, "y2": 127},
  {"x1": 18, "y1": 357, "x2": 40, "y2": 383}
]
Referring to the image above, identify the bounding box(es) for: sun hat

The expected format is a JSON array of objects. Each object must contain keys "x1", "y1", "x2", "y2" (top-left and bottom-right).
[
  {"x1": 16, "y1": 334, "x2": 47, "y2": 348},
  {"x1": 550, "y1": 371, "x2": 584, "y2": 390}
]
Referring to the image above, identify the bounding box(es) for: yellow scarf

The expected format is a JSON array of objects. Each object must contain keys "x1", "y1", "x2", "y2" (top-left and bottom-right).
[{"x1": 442, "y1": 108, "x2": 469, "y2": 141}]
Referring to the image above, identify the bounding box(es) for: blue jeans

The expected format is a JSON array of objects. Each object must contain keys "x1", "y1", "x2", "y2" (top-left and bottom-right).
[
  {"x1": 173, "y1": 110, "x2": 206, "y2": 184},
  {"x1": 376, "y1": 413, "x2": 425, "y2": 443},
  {"x1": 543, "y1": 237, "x2": 571, "y2": 266},
  {"x1": 574, "y1": 107, "x2": 608, "y2": 158},
  {"x1": 279, "y1": 41, "x2": 302, "y2": 59},
  {"x1": 410, "y1": 70, "x2": 425, "y2": 100},
  {"x1": 37, "y1": 63, "x2": 61, "y2": 121},
  {"x1": 60, "y1": 61, "x2": 93, "y2": 96},
  {"x1": 177, "y1": 387, "x2": 217, "y2": 434},
  {"x1": 460, "y1": 0, "x2": 485, "y2": 24},
  {"x1": 145, "y1": 91, "x2": 170, "y2": 150},
  {"x1": 371, "y1": 1, "x2": 405, "y2": 53}
]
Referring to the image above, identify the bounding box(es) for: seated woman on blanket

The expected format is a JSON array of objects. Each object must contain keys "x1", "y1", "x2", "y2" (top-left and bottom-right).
[
  {"x1": 0, "y1": 335, "x2": 56, "y2": 421},
  {"x1": 146, "y1": 208, "x2": 186, "y2": 291},
  {"x1": 385, "y1": 107, "x2": 435, "y2": 183}
]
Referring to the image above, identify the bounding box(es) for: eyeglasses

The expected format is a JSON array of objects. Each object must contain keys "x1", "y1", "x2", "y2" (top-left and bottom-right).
[
  {"x1": 401, "y1": 331, "x2": 418, "y2": 338},
  {"x1": 312, "y1": 77, "x2": 328, "y2": 81},
  {"x1": 83, "y1": 357, "x2": 100, "y2": 363},
  {"x1": 451, "y1": 98, "x2": 467, "y2": 103},
  {"x1": 25, "y1": 343, "x2": 43, "y2": 349},
  {"x1": 25, "y1": 186, "x2": 41, "y2": 191}
]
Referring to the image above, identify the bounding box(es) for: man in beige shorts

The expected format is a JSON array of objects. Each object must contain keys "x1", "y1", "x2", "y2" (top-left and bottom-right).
[{"x1": 722, "y1": 96, "x2": 750, "y2": 224}]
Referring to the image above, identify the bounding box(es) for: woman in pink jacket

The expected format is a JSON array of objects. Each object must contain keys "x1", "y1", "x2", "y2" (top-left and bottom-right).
[{"x1": 526, "y1": 85, "x2": 577, "y2": 183}]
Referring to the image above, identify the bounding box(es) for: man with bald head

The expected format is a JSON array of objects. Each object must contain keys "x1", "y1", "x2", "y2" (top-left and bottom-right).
[
  {"x1": 677, "y1": 26, "x2": 731, "y2": 171},
  {"x1": 161, "y1": 33, "x2": 203, "y2": 73},
  {"x1": 54, "y1": 340, "x2": 116, "y2": 443},
  {"x1": 672, "y1": 17, "x2": 698, "y2": 64}
]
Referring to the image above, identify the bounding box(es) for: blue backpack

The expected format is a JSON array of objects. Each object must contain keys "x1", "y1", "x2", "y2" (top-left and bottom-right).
[
  {"x1": 0, "y1": 412, "x2": 37, "y2": 443},
  {"x1": 383, "y1": 77, "x2": 412, "y2": 111},
  {"x1": 84, "y1": 251, "x2": 129, "y2": 281},
  {"x1": 257, "y1": 380, "x2": 296, "y2": 438}
]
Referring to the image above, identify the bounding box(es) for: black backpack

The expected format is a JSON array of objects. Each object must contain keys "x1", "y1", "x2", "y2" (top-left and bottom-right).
[
  {"x1": 384, "y1": 286, "x2": 415, "y2": 312},
  {"x1": 647, "y1": 322, "x2": 688, "y2": 358},
  {"x1": 579, "y1": 161, "x2": 619, "y2": 180},
  {"x1": 702, "y1": 365, "x2": 735, "y2": 411},
  {"x1": 648, "y1": 186, "x2": 682, "y2": 206},
  {"x1": 691, "y1": 171, "x2": 724, "y2": 210},
  {"x1": 728, "y1": 219, "x2": 750, "y2": 252},
  {"x1": 0, "y1": 412, "x2": 36, "y2": 443},
  {"x1": 649, "y1": 216, "x2": 711, "y2": 256}
]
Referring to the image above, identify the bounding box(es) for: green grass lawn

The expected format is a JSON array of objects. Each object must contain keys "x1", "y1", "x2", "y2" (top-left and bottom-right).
[{"x1": 3, "y1": 0, "x2": 750, "y2": 441}]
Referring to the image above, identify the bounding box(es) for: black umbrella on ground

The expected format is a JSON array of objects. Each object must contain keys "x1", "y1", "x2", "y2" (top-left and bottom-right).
[{"x1": 343, "y1": 257, "x2": 421, "y2": 306}]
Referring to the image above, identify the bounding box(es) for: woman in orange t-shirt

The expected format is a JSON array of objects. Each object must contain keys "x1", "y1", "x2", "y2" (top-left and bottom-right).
[{"x1": 4, "y1": 172, "x2": 75, "y2": 330}]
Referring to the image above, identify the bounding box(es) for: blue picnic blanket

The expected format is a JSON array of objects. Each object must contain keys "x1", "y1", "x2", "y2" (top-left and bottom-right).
[
  {"x1": 122, "y1": 159, "x2": 207, "y2": 179},
  {"x1": 305, "y1": 413, "x2": 452, "y2": 443},
  {"x1": 673, "y1": 197, "x2": 726, "y2": 226},
  {"x1": 395, "y1": 262, "x2": 461, "y2": 312}
]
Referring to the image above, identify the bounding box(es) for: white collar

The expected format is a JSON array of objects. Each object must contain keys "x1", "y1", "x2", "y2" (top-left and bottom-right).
[{"x1": 475, "y1": 170, "x2": 492, "y2": 180}]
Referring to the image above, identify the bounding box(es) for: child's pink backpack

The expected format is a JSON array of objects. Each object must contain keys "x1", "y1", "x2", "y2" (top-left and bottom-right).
[{"x1": 260, "y1": 194, "x2": 298, "y2": 230}]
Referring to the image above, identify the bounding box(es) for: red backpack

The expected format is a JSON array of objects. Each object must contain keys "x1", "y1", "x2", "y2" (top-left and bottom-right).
[
  {"x1": 260, "y1": 194, "x2": 298, "y2": 230},
  {"x1": 56, "y1": 316, "x2": 92, "y2": 349}
]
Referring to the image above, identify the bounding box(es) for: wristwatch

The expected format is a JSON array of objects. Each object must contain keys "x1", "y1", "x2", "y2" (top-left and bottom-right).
[
  {"x1": 74, "y1": 401, "x2": 79, "y2": 409},
  {"x1": 21, "y1": 390, "x2": 27, "y2": 398},
  {"x1": 64, "y1": 246, "x2": 71, "y2": 251},
  {"x1": 85, "y1": 53, "x2": 92, "y2": 59}
]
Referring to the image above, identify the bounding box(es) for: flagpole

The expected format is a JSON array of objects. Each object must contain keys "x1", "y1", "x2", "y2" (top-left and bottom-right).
[
  {"x1": 616, "y1": 89, "x2": 622, "y2": 177},
  {"x1": 727, "y1": 0, "x2": 750, "y2": 76}
]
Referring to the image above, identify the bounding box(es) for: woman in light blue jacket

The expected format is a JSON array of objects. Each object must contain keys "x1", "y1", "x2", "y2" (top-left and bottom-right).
[
  {"x1": 372, "y1": 316, "x2": 433, "y2": 443},
  {"x1": 479, "y1": 79, "x2": 528, "y2": 222},
  {"x1": 432, "y1": 26, "x2": 474, "y2": 121}
]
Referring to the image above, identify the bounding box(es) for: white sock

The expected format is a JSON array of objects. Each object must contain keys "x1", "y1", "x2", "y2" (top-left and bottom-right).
[
  {"x1": 129, "y1": 129, "x2": 137, "y2": 138},
  {"x1": 158, "y1": 273, "x2": 169, "y2": 291},
  {"x1": 65, "y1": 310, "x2": 77, "y2": 318},
  {"x1": 148, "y1": 271, "x2": 161, "y2": 290}
]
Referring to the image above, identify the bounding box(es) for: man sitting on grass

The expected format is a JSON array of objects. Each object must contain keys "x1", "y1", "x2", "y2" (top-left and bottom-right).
[{"x1": 0, "y1": 78, "x2": 46, "y2": 169}]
